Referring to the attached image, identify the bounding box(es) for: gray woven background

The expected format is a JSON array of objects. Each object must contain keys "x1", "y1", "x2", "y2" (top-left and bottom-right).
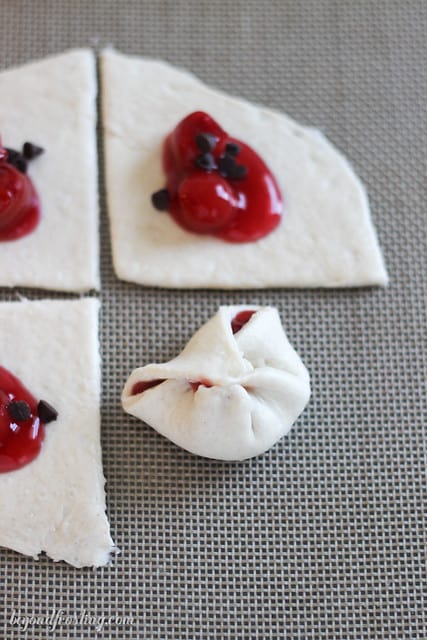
[{"x1": 1, "y1": 1, "x2": 426, "y2": 638}]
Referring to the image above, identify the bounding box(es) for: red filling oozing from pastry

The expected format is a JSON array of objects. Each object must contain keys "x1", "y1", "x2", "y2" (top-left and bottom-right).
[
  {"x1": 0, "y1": 141, "x2": 41, "y2": 241},
  {"x1": 189, "y1": 379, "x2": 213, "y2": 392},
  {"x1": 0, "y1": 366, "x2": 46, "y2": 473},
  {"x1": 131, "y1": 378, "x2": 214, "y2": 394},
  {"x1": 131, "y1": 379, "x2": 166, "y2": 395},
  {"x1": 152, "y1": 111, "x2": 283, "y2": 242},
  {"x1": 231, "y1": 310, "x2": 256, "y2": 334}
]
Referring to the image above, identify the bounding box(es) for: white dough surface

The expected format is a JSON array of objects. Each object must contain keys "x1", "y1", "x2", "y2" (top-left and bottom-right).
[
  {"x1": 0, "y1": 299, "x2": 115, "y2": 567},
  {"x1": 101, "y1": 49, "x2": 388, "y2": 289},
  {"x1": 0, "y1": 50, "x2": 99, "y2": 291}
]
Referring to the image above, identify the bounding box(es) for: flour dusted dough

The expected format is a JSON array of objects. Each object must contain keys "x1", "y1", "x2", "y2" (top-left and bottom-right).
[
  {"x1": 101, "y1": 49, "x2": 387, "y2": 289},
  {"x1": 0, "y1": 299, "x2": 115, "y2": 567},
  {"x1": 0, "y1": 50, "x2": 99, "y2": 291},
  {"x1": 122, "y1": 306, "x2": 310, "y2": 460}
]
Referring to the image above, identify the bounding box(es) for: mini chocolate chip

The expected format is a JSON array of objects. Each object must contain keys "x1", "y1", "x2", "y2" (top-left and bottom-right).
[
  {"x1": 22, "y1": 142, "x2": 44, "y2": 160},
  {"x1": 5, "y1": 148, "x2": 28, "y2": 174},
  {"x1": 225, "y1": 142, "x2": 240, "y2": 156},
  {"x1": 37, "y1": 400, "x2": 58, "y2": 424},
  {"x1": 194, "y1": 153, "x2": 217, "y2": 171},
  {"x1": 151, "y1": 189, "x2": 170, "y2": 211},
  {"x1": 195, "y1": 132, "x2": 218, "y2": 153},
  {"x1": 7, "y1": 400, "x2": 31, "y2": 422},
  {"x1": 230, "y1": 164, "x2": 247, "y2": 179},
  {"x1": 218, "y1": 154, "x2": 235, "y2": 177},
  {"x1": 218, "y1": 154, "x2": 247, "y2": 180}
]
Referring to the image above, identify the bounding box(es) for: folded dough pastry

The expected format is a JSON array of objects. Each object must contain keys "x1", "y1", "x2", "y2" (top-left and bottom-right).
[
  {"x1": 0, "y1": 299, "x2": 115, "y2": 567},
  {"x1": 102, "y1": 49, "x2": 387, "y2": 289},
  {"x1": 0, "y1": 49, "x2": 99, "y2": 291},
  {"x1": 122, "y1": 306, "x2": 310, "y2": 460}
]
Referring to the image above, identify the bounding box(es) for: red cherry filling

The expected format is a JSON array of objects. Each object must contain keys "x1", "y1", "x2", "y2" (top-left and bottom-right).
[
  {"x1": 131, "y1": 379, "x2": 166, "y2": 395},
  {"x1": 231, "y1": 310, "x2": 256, "y2": 334},
  {"x1": 153, "y1": 111, "x2": 283, "y2": 243},
  {"x1": 0, "y1": 139, "x2": 42, "y2": 241},
  {"x1": 178, "y1": 173, "x2": 236, "y2": 233},
  {"x1": 131, "y1": 378, "x2": 214, "y2": 395},
  {"x1": 189, "y1": 379, "x2": 213, "y2": 392},
  {"x1": 0, "y1": 366, "x2": 57, "y2": 473}
]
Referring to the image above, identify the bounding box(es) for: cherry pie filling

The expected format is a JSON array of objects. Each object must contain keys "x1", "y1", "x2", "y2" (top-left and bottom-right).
[{"x1": 151, "y1": 111, "x2": 283, "y2": 243}]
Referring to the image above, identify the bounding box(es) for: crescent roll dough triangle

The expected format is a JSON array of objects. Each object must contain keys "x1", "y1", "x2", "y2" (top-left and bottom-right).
[
  {"x1": 0, "y1": 299, "x2": 115, "y2": 567},
  {"x1": 122, "y1": 306, "x2": 310, "y2": 461},
  {"x1": 0, "y1": 50, "x2": 99, "y2": 291},
  {"x1": 102, "y1": 49, "x2": 387, "y2": 289}
]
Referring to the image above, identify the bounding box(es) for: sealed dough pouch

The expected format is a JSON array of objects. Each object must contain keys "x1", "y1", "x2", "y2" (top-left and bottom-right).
[{"x1": 122, "y1": 306, "x2": 310, "y2": 461}]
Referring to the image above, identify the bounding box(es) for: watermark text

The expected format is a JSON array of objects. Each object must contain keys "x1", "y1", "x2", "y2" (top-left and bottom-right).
[{"x1": 8, "y1": 608, "x2": 134, "y2": 633}]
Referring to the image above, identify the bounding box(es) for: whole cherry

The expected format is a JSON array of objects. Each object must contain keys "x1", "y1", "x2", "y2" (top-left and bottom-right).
[
  {"x1": 167, "y1": 111, "x2": 222, "y2": 174},
  {"x1": 0, "y1": 139, "x2": 41, "y2": 241},
  {"x1": 0, "y1": 160, "x2": 33, "y2": 232},
  {"x1": 177, "y1": 173, "x2": 237, "y2": 233}
]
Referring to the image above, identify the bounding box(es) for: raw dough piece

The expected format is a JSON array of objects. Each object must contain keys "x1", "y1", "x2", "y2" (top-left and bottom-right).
[
  {"x1": 0, "y1": 50, "x2": 99, "y2": 291},
  {"x1": 0, "y1": 299, "x2": 115, "y2": 567},
  {"x1": 122, "y1": 306, "x2": 310, "y2": 460},
  {"x1": 101, "y1": 49, "x2": 388, "y2": 289}
]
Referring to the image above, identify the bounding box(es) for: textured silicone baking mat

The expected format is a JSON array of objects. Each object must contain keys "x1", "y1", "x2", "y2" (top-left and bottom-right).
[{"x1": 0, "y1": 1, "x2": 426, "y2": 638}]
